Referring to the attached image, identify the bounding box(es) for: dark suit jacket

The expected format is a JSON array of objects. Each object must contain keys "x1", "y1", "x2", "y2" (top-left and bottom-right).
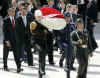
[
  {"x1": 3, "y1": 16, "x2": 16, "y2": 46},
  {"x1": 31, "y1": 20, "x2": 49, "y2": 48},
  {"x1": 15, "y1": 16, "x2": 33, "y2": 45},
  {"x1": 87, "y1": 1, "x2": 98, "y2": 22}
]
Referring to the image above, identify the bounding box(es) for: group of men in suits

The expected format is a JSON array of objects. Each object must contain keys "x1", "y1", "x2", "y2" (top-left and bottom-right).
[{"x1": 2, "y1": 0, "x2": 55, "y2": 74}]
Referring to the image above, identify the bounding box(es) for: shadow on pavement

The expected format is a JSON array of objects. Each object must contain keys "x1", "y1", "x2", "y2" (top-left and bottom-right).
[{"x1": 89, "y1": 64, "x2": 100, "y2": 67}]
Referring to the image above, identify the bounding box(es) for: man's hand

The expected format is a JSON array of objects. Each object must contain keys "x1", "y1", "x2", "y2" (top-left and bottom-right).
[
  {"x1": 88, "y1": 53, "x2": 93, "y2": 57},
  {"x1": 78, "y1": 39, "x2": 83, "y2": 44},
  {"x1": 6, "y1": 41, "x2": 11, "y2": 47},
  {"x1": 44, "y1": 29, "x2": 48, "y2": 34}
]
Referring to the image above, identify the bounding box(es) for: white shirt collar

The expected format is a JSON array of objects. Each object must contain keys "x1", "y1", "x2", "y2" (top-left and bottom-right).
[
  {"x1": 21, "y1": 15, "x2": 27, "y2": 26},
  {"x1": 9, "y1": 16, "x2": 14, "y2": 22},
  {"x1": 22, "y1": 15, "x2": 26, "y2": 18}
]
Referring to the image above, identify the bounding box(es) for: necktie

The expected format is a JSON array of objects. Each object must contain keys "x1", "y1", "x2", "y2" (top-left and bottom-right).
[{"x1": 12, "y1": 18, "x2": 15, "y2": 29}]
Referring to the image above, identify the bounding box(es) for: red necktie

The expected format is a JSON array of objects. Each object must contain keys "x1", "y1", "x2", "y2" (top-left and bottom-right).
[{"x1": 12, "y1": 18, "x2": 15, "y2": 29}]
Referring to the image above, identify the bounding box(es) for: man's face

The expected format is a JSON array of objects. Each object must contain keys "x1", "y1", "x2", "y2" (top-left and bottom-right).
[
  {"x1": 72, "y1": 8, "x2": 78, "y2": 14},
  {"x1": 48, "y1": 0, "x2": 54, "y2": 6},
  {"x1": 8, "y1": 9, "x2": 15, "y2": 17},
  {"x1": 65, "y1": 17, "x2": 71, "y2": 23},
  {"x1": 76, "y1": 24, "x2": 84, "y2": 29},
  {"x1": 18, "y1": 3, "x2": 22, "y2": 11},
  {"x1": 12, "y1": 1, "x2": 17, "y2": 7},
  {"x1": 21, "y1": 8, "x2": 27, "y2": 16},
  {"x1": 35, "y1": 16, "x2": 42, "y2": 22},
  {"x1": 66, "y1": 5, "x2": 73, "y2": 13}
]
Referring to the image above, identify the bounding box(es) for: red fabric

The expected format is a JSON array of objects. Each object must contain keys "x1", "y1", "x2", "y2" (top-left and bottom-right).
[
  {"x1": 12, "y1": 18, "x2": 15, "y2": 29},
  {"x1": 40, "y1": 7, "x2": 64, "y2": 18}
]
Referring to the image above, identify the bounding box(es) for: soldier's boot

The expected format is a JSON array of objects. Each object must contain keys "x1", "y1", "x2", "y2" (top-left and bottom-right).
[
  {"x1": 67, "y1": 71, "x2": 70, "y2": 78},
  {"x1": 39, "y1": 71, "x2": 45, "y2": 78}
]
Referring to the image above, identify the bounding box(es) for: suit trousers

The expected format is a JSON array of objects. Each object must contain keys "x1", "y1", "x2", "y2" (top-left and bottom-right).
[
  {"x1": 3, "y1": 43, "x2": 19, "y2": 68},
  {"x1": 16, "y1": 42, "x2": 33, "y2": 68}
]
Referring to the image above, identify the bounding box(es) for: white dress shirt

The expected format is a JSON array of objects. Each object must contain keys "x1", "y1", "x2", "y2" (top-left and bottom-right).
[
  {"x1": 22, "y1": 16, "x2": 27, "y2": 27},
  {"x1": 9, "y1": 16, "x2": 15, "y2": 23}
]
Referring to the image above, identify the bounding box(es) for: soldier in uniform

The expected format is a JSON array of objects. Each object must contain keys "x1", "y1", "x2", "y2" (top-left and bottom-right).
[
  {"x1": 30, "y1": 10, "x2": 49, "y2": 78},
  {"x1": 58, "y1": 12, "x2": 76, "y2": 78},
  {"x1": 71, "y1": 18, "x2": 93, "y2": 78}
]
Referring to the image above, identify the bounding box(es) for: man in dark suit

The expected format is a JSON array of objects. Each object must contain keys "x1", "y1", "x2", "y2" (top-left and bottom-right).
[
  {"x1": 3, "y1": 7, "x2": 19, "y2": 72},
  {"x1": 15, "y1": 5, "x2": 34, "y2": 73}
]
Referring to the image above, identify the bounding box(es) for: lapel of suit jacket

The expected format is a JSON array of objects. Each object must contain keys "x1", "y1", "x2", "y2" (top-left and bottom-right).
[
  {"x1": 8, "y1": 17, "x2": 14, "y2": 30},
  {"x1": 26, "y1": 16, "x2": 29, "y2": 27},
  {"x1": 20, "y1": 16, "x2": 26, "y2": 29}
]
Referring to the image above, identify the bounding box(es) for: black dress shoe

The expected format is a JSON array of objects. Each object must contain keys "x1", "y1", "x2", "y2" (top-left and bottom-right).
[
  {"x1": 49, "y1": 62, "x2": 55, "y2": 65},
  {"x1": 17, "y1": 68, "x2": 23, "y2": 73},
  {"x1": 59, "y1": 63, "x2": 63, "y2": 67},
  {"x1": 39, "y1": 70, "x2": 45, "y2": 76},
  {"x1": 4, "y1": 67, "x2": 9, "y2": 71},
  {"x1": 28, "y1": 64, "x2": 35, "y2": 67}
]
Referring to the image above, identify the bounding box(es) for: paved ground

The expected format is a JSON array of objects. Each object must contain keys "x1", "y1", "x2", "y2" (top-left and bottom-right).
[{"x1": 0, "y1": 13, "x2": 100, "y2": 78}]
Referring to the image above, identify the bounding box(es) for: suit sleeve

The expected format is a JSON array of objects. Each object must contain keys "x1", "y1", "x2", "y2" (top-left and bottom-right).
[{"x1": 3, "y1": 19, "x2": 10, "y2": 41}]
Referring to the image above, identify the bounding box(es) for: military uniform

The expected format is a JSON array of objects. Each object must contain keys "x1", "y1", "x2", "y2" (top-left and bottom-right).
[
  {"x1": 30, "y1": 20, "x2": 48, "y2": 78},
  {"x1": 71, "y1": 29, "x2": 89, "y2": 78},
  {"x1": 58, "y1": 13, "x2": 76, "y2": 78},
  {"x1": 71, "y1": 18, "x2": 91, "y2": 78}
]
